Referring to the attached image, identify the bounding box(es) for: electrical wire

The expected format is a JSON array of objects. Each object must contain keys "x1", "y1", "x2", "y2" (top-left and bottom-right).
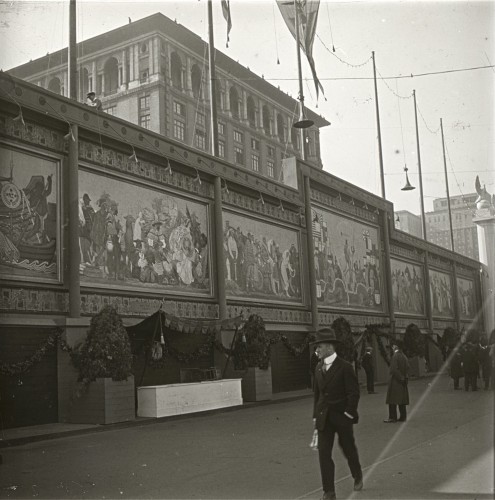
[{"x1": 316, "y1": 34, "x2": 372, "y2": 68}]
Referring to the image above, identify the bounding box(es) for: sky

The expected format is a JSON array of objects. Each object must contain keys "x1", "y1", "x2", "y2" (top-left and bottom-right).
[{"x1": 0, "y1": 0, "x2": 494, "y2": 214}]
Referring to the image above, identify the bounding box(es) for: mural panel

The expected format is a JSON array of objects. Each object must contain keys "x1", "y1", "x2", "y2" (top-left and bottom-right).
[
  {"x1": 457, "y1": 277, "x2": 476, "y2": 319},
  {"x1": 0, "y1": 144, "x2": 60, "y2": 282},
  {"x1": 429, "y1": 269, "x2": 454, "y2": 318},
  {"x1": 223, "y1": 210, "x2": 302, "y2": 304},
  {"x1": 390, "y1": 258, "x2": 425, "y2": 315},
  {"x1": 312, "y1": 207, "x2": 384, "y2": 312},
  {"x1": 78, "y1": 169, "x2": 211, "y2": 295}
]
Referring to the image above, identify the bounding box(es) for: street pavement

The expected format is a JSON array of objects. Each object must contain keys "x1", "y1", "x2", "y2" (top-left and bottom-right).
[{"x1": 0, "y1": 373, "x2": 493, "y2": 500}]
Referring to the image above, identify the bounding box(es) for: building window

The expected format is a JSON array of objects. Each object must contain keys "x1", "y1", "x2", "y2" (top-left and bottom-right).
[
  {"x1": 234, "y1": 130, "x2": 243, "y2": 143},
  {"x1": 267, "y1": 160, "x2": 274, "y2": 178},
  {"x1": 141, "y1": 42, "x2": 148, "y2": 53},
  {"x1": 262, "y1": 105, "x2": 271, "y2": 135},
  {"x1": 174, "y1": 119, "x2": 185, "y2": 141},
  {"x1": 251, "y1": 154, "x2": 259, "y2": 172},
  {"x1": 218, "y1": 122, "x2": 225, "y2": 135},
  {"x1": 191, "y1": 64, "x2": 203, "y2": 98},
  {"x1": 197, "y1": 112, "x2": 206, "y2": 127},
  {"x1": 195, "y1": 129, "x2": 207, "y2": 150},
  {"x1": 174, "y1": 101, "x2": 186, "y2": 116},
  {"x1": 139, "y1": 95, "x2": 150, "y2": 110},
  {"x1": 234, "y1": 145, "x2": 244, "y2": 165},
  {"x1": 139, "y1": 114, "x2": 151, "y2": 129},
  {"x1": 267, "y1": 146, "x2": 274, "y2": 158},
  {"x1": 103, "y1": 105, "x2": 117, "y2": 115},
  {"x1": 229, "y1": 86, "x2": 240, "y2": 119},
  {"x1": 251, "y1": 138, "x2": 259, "y2": 150},
  {"x1": 247, "y1": 96, "x2": 256, "y2": 128},
  {"x1": 218, "y1": 140, "x2": 225, "y2": 158},
  {"x1": 140, "y1": 69, "x2": 149, "y2": 83},
  {"x1": 171, "y1": 52, "x2": 183, "y2": 89}
]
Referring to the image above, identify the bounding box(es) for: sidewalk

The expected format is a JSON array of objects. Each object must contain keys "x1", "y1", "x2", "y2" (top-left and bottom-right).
[{"x1": 0, "y1": 387, "x2": 314, "y2": 449}]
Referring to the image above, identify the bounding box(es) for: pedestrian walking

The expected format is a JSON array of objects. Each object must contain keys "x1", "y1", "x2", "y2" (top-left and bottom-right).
[
  {"x1": 477, "y1": 338, "x2": 491, "y2": 390},
  {"x1": 384, "y1": 339, "x2": 410, "y2": 423},
  {"x1": 311, "y1": 328, "x2": 363, "y2": 500},
  {"x1": 448, "y1": 347, "x2": 463, "y2": 390},
  {"x1": 361, "y1": 346, "x2": 376, "y2": 394},
  {"x1": 461, "y1": 341, "x2": 479, "y2": 391}
]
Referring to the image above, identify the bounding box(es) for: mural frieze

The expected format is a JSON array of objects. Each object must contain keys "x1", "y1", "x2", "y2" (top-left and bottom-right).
[
  {"x1": 391, "y1": 258, "x2": 425, "y2": 316},
  {"x1": 0, "y1": 287, "x2": 68, "y2": 313},
  {"x1": 318, "y1": 312, "x2": 386, "y2": 328},
  {"x1": 227, "y1": 304, "x2": 311, "y2": 324},
  {"x1": 429, "y1": 269, "x2": 455, "y2": 318},
  {"x1": 390, "y1": 244, "x2": 423, "y2": 262},
  {"x1": 456, "y1": 277, "x2": 476, "y2": 320}
]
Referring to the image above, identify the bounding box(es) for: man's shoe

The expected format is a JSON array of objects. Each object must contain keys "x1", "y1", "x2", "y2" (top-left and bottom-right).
[
  {"x1": 354, "y1": 475, "x2": 364, "y2": 491},
  {"x1": 383, "y1": 418, "x2": 397, "y2": 423},
  {"x1": 321, "y1": 491, "x2": 336, "y2": 500}
]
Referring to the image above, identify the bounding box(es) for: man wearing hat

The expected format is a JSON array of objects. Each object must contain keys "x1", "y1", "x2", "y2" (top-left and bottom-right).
[
  {"x1": 86, "y1": 91, "x2": 102, "y2": 111},
  {"x1": 361, "y1": 346, "x2": 377, "y2": 394},
  {"x1": 312, "y1": 328, "x2": 363, "y2": 500},
  {"x1": 384, "y1": 339, "x2": 410, "y2": 422}
]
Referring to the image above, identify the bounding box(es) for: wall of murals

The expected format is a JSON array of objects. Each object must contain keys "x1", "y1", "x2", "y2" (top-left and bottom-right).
[
  {"x1": 312, "y1": 206, "x2": 384, "y2": 312},
  {"x1": 429, "y1": 269, "x2": 454, "y2": 318},
  {"x1": 222, "y1": 210, "x2": 303, "y2": 304},
  {"x1": 457, "y1": 276, "x2": 476, "y2": 319},
  {"x1": 78, "y1": 168, "x2": 211, "y2": 295},
  {"x1": 0, "y1": 144, "x2": 59, "y2": 283},
  {"x1": 390, "y1": 258, "x2": 425, "y2": 316}
]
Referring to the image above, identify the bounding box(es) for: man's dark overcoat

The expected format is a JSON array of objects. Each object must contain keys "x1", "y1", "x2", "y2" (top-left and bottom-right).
[
  {"x1": 385, "y1": 349, "x2": 410, "y2": 405},
  {"x1": 449, "y1": 350, "x2": 464, "y2": 379},
  {"x1": 313, "y1": 356, "x2": 360, "y2": 430}
]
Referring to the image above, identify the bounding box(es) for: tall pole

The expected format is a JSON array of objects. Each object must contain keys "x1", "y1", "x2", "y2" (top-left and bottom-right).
[
  {"x1": 294, "y1": 0, "x2": 307, "y2": 161},
  {"x1": 372, "y1": 51, "x2": 386, "y2": 199},
  {"x1": 413, "y1": 90, "x2": 427, "y2": 241},
  {"x1": 207, "y1": 0, "x2": 219, "y2": 157},
  {"x1": 68, "y1": 0, "x2": 77, "y2": 99},
  {"x1": 440, "y1": 118, "x2": 455, "y2": 252}
]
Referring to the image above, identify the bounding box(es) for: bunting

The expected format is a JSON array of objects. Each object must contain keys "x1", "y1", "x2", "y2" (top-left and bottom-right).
[
  {"x1": 221, "y1": 0, "x2": 232, "y2": 48},
  {"x1": 277, "y1": 0, "x2": 325, "y2": 99}
]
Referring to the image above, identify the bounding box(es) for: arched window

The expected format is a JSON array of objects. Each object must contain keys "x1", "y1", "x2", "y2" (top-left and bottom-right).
[
  {"x1": 141, "y1": 42, "x2": 148, "y2": 54},
  {"x1": 171, "y1": 52, "x2": 183, "y2": 89},
  {"x1": 229, "y1": 86, "x2": 240, "y2": 119},
  {"x1": 277, "y1": 113, "x2": 285, "y2": 143},
  {"x1": 191, "y1": 64, "x2": 202, "y2": 98},
  {"x1": 79, "y1": 68, "x2": 90, "y2": 100},
  {"x1": 262, "y1": 105, "x2": 271, "y2": 136},
  {"x1": 247, "y1": 96, "x2": 256, "y2": 128},
  {"x1": 103, "y1": 57, "x2": 119, "y2": 95},
  {"x1": 291, "y1": 127, "x2": 299, "y2": 150},
  {"x1": 48, "y1": 77, "x2": 61, "y2": 95}
]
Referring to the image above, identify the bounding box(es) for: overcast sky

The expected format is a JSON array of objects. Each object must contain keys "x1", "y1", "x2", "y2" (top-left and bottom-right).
[{"x1": 1, "y1": 0, "x2": 494, "y2": 214}]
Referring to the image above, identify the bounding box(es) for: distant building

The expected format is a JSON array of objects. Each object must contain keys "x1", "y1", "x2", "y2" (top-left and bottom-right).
[
  {"x1": 426, "y1": 193, "x2": 479, "y2": 260},
  {"x1": 8, "y1": 13, "x2": 329, "y2": 181},
  {"x1": 394, "y1": 210, "x2": 422, "y2": 238}
]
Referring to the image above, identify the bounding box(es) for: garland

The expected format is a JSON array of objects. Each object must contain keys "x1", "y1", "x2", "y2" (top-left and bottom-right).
[{"x1": 363, "y1": 323, "x2": 392, "y2": 366}]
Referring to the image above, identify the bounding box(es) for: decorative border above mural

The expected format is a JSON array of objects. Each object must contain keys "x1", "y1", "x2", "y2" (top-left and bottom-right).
[
  {"x1": 395, "y1": 317, "x2": 429, "y2": 330},
  {"x1": 318, "y1": 312, "x2": 387, "y2": 328},
  {"x1": 227, "y1": 304, "x2": 311, "y2": 324},
  {"x1": 0, "y1": 287, "x2": 68, "y2": 314},
  {"x1": 429, "y1": 254, "x2": 452, "y2": 272},
  {"x1": 390, "y1": 244, "x2": 423, "y2": 262},
  {"x1": 0, "y1": 113, "x2": 66, "y2": 153},
  {"x1": 79, "y1": 140, "x2": 214, "y2": 200},
  {"x1": 311, "y1": 188, "x2": 379, "y2": 224},
  {"x1": 432, "y1": 320, "x2": 457, "y2": 332}
]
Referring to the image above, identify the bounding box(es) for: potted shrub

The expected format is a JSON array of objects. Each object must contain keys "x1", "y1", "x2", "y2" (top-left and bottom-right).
[
  {"x1": 234, "y1": 314, "x2": 272, "y2": 402},
  {"x1": 69, "y1": 306, "x2": 135, "y2": 424}
]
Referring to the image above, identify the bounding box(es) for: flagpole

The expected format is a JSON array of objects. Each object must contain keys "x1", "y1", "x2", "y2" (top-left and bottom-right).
[
  {"x1": 372, "y1": 51, "x2": 386, "y2": 199},
  {"x1": 208, "y1": 0, "x2": 219, "y2": 157},
  {"x1": 413, "y1": 90, "x2": 427, "y2": 241},
  {"x1": 294, "y1": 0, "x2": 307, "y2": 161},
  {"x1": 440, "y1": 118, "x2": 455, "y2": 252}
]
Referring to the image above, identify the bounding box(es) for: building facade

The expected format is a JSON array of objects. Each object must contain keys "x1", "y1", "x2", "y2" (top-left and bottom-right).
[
  {"x1": 394, "y1": 210, "x2": 422, "y2": 238},
  {"x1": 8, "y1": 13, "x2": 329, "y2": 183},
  {"x1": 426, "y1": 193, "x2": 480, "y2": 260}
]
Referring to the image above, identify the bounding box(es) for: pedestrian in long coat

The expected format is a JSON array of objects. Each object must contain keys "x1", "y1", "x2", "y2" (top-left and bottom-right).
[
  {"x1": 448, "y1": 348, "x2": 464, "y2": 390},
  {"x1": 461, "y1": 342, "x2": 479, "y2": 391},
  {"x1": 477, "y1": 340, "x2": 491, "y2": 390},
  {"x1": 384, "y1": 340, "x2": 410, "y2": 423}
]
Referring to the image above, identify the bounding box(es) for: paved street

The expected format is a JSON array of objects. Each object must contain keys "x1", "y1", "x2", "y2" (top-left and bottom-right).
[{"x1": 0, "y1": 374, "x2": 493, "y2": 500}]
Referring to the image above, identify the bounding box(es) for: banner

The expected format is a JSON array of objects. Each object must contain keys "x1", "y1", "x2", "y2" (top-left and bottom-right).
[
  {"x1": 221, "y1": 0, "x2": 232, "y2": 47},
  {"x1": 277, "y1": 0, "x2": 324, "y2": 99}
]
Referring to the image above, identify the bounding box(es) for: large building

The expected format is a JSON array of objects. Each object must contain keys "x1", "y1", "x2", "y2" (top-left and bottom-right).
[
  {"x1": 426, "y1": 193, "x2": 480, "y2": 260},
  {"x1": 8, "y1": 12, "x2": 329, "y2": 181},
  {"x1": 394, "y1": 210, "x2": 422, "y2": 238}
]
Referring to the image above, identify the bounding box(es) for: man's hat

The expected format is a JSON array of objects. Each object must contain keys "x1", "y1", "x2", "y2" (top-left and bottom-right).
[
  {"x1": 87, "y1": 91, "x2": 95, "y2": 97},
  {"x1": 82, "y1": 193, "x2": 91, "y2": 201},
  {"x1": 392, "y1": 339, "x2": 404, "y2": 350},
  {"x1": 310, "y1": 327, "x2": 342, "y2": 347}
]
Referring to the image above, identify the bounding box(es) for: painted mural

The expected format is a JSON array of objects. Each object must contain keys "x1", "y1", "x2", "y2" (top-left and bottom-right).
[
  {"x1": 429, "y1": 269, "x2": 454, "y2": 318},
  {"x1": 0, "y1": 145, "x2": 59, "y2": 282},
  {"x1": 222, "y1": 210, "x2": 302, "y2": 303},
  {"x1": 78, "y1": 169, "x2": 211, "y2": 295},
  {"x1": 457, "y1": 277, "x2": 476, "y2": 319},
  {"x1": 312, "y1": 207, "x2": 383, "y2": 311},
  {"x1": 391, "y1": 259, "x2": 425, "y2": 315}
]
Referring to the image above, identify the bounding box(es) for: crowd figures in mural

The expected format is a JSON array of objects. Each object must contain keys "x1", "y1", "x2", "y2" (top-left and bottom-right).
[
  {"x1": 78, "y1": 170, "x2": 210, "y2": 293},
  {"x1": 457, "y1": 277, "x2": 476, "y2": 319},
  {"x1": 0, "y1": 148, "x2": 58, "y2": 279},
  {"x1": 223, "y1": 212, "x2": 302, "y2": 302},
  {"x1": 429, "y1": 270, "x2": 454, "y2": 317},
  {"x1": 312, "y1": 208, "x2": 383, "y2": 312},
  {"x1": 390, "y1": 259, "x2": 425, "y2": 315}
]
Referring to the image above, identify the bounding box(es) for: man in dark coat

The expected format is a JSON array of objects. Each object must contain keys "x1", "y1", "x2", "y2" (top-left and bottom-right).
[
  {"x1": 384, "y1": 340, "x2": 410, "y2": 423},
  {"x1": 461, "y1": 342, "x2": 479, "y2": 391},
  {"x1": 477, "y1": 339, "x2": 491, "y2": 390},
  {"x1": 312, "y1": 328, "x2": 363, "y2": 500},
  {"x1": 361, "y1": 346, "x2": 376, "y2": 394},
  {"x1": 448, "y1": 347, "x2": 464, "y2": 390}
]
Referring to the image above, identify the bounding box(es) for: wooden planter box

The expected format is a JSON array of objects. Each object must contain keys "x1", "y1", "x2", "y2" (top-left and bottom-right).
[
  {"x1": 241, "y1": 366, "x2": 272, "y2": 402},
  {"x1": 69, "y1": 376, "x2": 135, "y2": 425}
]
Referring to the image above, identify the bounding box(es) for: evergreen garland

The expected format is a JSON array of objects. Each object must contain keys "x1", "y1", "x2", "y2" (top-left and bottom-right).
[
  {"x1": 403, "y1": 323, "x2": 426, "y2": 358},
  {"x1": 331, "y1": 317, "x2": 355, "y2": 363}
]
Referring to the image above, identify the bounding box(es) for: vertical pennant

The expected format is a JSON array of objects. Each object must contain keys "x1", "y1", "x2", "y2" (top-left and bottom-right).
[{"x1": 221, "y1": 0, "x2": 232, "y2": 47}]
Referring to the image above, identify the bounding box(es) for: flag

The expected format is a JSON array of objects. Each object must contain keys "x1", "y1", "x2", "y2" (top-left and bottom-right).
[
  {"x1": 277, "y1": 0, "x2": 324, "y2": 99},
  {"x1": 221, "y1": 0, "x2": 232, "y2": 48}
]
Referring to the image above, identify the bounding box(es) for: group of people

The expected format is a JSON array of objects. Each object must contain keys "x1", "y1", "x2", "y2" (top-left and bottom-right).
[
  {"x1": 310, "y1": 329, "x2": 410, "y2": 499},
  {"x1": 448, "y1": 338, "x2": 494, "y2": 391}
]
